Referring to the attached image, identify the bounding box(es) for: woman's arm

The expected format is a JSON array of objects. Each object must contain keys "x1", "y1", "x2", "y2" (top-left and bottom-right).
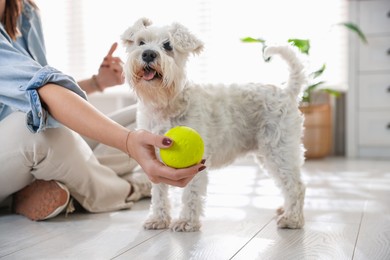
[
  {"x1": 37, "y1": 84, "x2": 205, "y2": 187},
  {"x1": 0, "y1": 35, "x2": 87, "y2": 132}
]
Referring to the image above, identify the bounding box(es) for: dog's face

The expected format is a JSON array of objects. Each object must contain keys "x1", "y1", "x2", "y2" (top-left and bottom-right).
[{"x1": 121, "y1": 18, "x2": 204, "y2": 107}]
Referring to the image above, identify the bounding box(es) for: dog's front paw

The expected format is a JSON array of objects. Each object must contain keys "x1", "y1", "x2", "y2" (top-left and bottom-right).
[
  {"x1": 276, "y1": 209, "x2": 304, "y2": 229},
  {"x1": 170, "y1": 219, "x2": 201, "y2": 232},
  {"x1": 143, "y1": 216, "x2": 171, "y2": 230}
]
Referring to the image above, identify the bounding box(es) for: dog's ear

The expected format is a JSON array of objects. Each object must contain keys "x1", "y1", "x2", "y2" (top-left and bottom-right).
[
  {"x1": 121, "y1": 18, "x2": 152, "y2": 48},
  {"x1": 169, "y1": 23, "x2": 204, "y2": 55}
]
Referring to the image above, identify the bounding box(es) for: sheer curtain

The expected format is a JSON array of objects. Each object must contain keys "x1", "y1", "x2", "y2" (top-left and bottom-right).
[{"x1": 35, "y1": 0, "x2": 349, "y2": 92}]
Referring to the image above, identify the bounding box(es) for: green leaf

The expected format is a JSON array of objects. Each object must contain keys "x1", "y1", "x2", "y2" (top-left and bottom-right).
[
  {"x1": 241, "y1": 37, "x2": 266, "y2": 43},
  {"x1": 241, "y1": 37, "x2": 269, "y2": 61},
  {"x1": 310, "y1": 64, "x2": 326, "y2": 79},
  {"x1": 287, "y1": 39, "x2": 310, "y2": 54},
  {"x1": 338, "y1": 22, "x2": 368, "y2": 44},
  {"x1": 323, "y1": 88, "x2": 341, "y2": 97},
  {"x1": 302, "y1": 81, "x2": 325, "y2": 104},
  {"x1": 306, "y1": 81, "x2": 326, "y2": 93},
  {"x1": 302, "y1": 92, "x2": 310, "y2": 104}
]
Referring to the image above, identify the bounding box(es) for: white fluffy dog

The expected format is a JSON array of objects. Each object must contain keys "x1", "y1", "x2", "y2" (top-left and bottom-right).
[{"x1": 121, "y1": 18, "x2": 306, "y2": 232}]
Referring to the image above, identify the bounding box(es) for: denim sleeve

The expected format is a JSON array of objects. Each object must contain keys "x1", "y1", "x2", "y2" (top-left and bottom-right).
[{"x1": 0, "y1": 32, "x2": 87, "y2": 133}]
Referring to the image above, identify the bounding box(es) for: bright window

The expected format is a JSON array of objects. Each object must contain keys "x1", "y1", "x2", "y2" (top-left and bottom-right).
[{"x1": 35, "y1": 0, "x2": 349, "y2": 92}]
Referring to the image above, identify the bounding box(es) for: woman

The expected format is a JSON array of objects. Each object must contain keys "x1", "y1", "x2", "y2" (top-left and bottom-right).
[{"x1": 0, "y1": 0, "x2": 206, "y2": 220}]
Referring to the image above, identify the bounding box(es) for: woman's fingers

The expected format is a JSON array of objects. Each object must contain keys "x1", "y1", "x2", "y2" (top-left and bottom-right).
[
  {"x1": 146, "y1": 155, "x2": 206, "y2": 186},
  {"x1": 128, "y1": 129, "x2": 207, "y2": 188},
  {"x1": 109, "y1": 63, "x2": 124, "y2": 75},
  {"x1": 101, "y1": 57, "x2": 123, "y2": 68},
  {"x1": 106, "y1": 42, "x2": 118, "y2": 57}
]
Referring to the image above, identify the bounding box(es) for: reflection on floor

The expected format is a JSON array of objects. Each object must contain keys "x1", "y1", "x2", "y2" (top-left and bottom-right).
[{"x1": 1, "y1": 157, "x2": 389, "y2": 259}]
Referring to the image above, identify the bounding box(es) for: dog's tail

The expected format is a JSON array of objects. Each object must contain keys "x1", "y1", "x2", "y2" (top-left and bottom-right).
[{"x1": 264, "y1": 45, "x2": 307, "y2": 100}]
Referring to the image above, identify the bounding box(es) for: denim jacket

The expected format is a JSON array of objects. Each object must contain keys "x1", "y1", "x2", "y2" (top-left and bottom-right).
[{"x1": 0, "y1": 0, "x2": 87, "y2": 133}]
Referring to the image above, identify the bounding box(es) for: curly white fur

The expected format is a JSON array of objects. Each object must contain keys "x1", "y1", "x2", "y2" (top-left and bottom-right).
[{"x1": 121, "y1": 18, "x2": 307, "y2": 232}]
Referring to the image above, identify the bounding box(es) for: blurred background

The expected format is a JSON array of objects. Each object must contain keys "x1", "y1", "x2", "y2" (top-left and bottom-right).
[
  {"x1": 35, "y1": 0, "x2": 349, "y2": 93},
  {"x1": 35, "y1": 0, "x2": 372, "y2": 159}
]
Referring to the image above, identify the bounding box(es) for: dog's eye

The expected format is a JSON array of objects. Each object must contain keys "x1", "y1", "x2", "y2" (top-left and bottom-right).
[
  {"x1": 139, "y1": 41, "x2": 145, "y2": 46},
  {"x1": 163, "y1": 41, "x2": 172, "y2": 51}
]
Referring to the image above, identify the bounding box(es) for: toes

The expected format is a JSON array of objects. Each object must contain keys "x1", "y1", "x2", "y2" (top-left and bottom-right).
[
  {"x1": 276, "y1": 207, "x2": 285, "y2": 215},
  {"x1": 170, "y1": 219, "x2": 201, "y2": 232},
  {"x1": 276, "y1": 213, "x2": 304, "y2": 229},
  {"x1": 143, "y1": 217, "x2": 171, "y2": 230}
]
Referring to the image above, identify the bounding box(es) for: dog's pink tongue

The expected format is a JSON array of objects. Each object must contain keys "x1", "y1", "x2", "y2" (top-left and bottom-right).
[{"x1": 143, "y1": 70, "x2": 156, "y2": 81}]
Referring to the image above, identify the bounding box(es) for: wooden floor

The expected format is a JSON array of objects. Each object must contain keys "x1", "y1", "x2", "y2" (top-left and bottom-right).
[{"x1": 1, "y1": 157, "x2": 389, "y2": 260}]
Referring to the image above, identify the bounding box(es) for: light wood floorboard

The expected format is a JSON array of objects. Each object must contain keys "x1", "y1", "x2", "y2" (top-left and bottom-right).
[{"x1": 0, "y1": 157, "x2": 389, "y2": 260}]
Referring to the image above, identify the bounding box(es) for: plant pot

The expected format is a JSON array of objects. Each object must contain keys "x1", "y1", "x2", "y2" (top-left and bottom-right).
[{"x1": 299, "y1": 103, "x2": 332, "y2": 159}]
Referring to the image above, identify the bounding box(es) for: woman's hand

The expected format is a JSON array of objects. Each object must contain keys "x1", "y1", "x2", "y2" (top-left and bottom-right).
[
  {"x1": 126, "y1": 130, "x2": 206, "y2": 187},
  {"x1": 95, "y1": 42, "x2": 125, "y2": 90},
  {"x1": 78, "y1": 42, "x2": 125, "y2": 94}
]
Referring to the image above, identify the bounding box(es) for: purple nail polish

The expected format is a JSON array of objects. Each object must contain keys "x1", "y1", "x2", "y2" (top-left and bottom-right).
[
  {"x1": 201, "y1": 159, "x2": 206, "y2": 164},
  {"x1": 198, "y1": 166, "x2": 206, "y2": 172},
  {"x1": 162, "y1": 138, "x2": 172, "y2": 146}
]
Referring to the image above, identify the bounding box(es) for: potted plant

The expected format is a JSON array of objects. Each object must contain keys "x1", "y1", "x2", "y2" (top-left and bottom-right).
[{"x1": 241, "y1": 23, "x2": 367, "y2": 159}]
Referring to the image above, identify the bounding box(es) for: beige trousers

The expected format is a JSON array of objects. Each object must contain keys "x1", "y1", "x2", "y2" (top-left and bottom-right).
[{"x1": 0, "y1": 105, "x2": 138, "y2": 213}]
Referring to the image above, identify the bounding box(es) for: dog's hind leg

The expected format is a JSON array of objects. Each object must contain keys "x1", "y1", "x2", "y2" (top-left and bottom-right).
[
  {"x1": 257, "y1": 146, "x2": 306, "y2": 229},
  {"x1": 144, "y1": 183, "x2": 171, "y2": 230},
  {"x1": 170, "y1": 171, "x2": 208, "y2": 232}
]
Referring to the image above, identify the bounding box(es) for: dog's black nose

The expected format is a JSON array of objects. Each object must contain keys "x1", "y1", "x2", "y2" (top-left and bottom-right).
[{"x1": 142, "y1": 50, "x2": 157, "y2": 63}]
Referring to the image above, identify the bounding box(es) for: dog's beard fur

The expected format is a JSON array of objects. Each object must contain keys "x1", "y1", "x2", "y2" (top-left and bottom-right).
[{"x1": 124, "y1": 49, "x2": 188, "y2": 109}]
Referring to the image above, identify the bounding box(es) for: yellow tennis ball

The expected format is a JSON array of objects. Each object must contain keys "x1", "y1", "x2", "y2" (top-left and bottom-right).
[{"x1": 160, "y1": 126, "x2": 204, "y2": 168}]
